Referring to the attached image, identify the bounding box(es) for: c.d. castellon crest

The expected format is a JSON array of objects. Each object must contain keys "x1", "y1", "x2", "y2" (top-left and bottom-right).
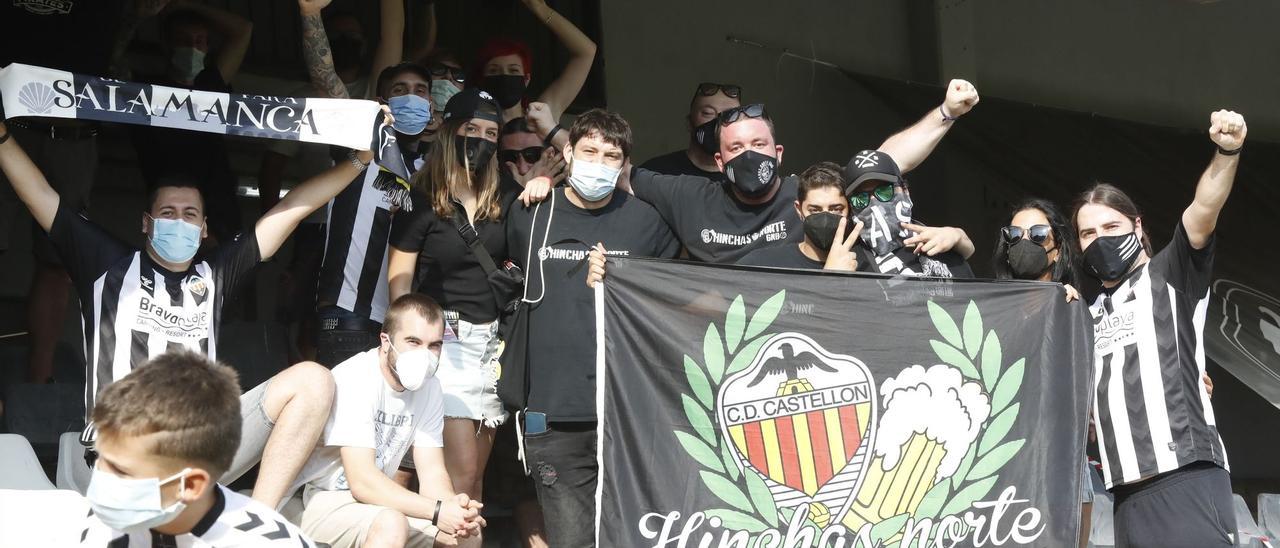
[{"x1": 717, "y1": 333, "x2": 877, "y2": 530}]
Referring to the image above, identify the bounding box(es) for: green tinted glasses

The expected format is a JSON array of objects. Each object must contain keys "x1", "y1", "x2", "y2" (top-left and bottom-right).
[{"x1": 848, "y1": 182, "x2": 896, "y2": 211}]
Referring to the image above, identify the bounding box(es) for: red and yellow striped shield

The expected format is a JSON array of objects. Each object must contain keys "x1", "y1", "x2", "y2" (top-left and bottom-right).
[{"x1": 718, "y1": 333, "x2": 878, "y2": 525}]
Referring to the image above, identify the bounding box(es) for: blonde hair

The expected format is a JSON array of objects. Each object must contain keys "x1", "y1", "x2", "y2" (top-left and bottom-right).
[{"x1": 413, "y1": 117, "x2": 502, "y2": 222}]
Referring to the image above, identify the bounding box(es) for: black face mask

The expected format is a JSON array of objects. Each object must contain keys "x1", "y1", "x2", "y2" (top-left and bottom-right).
[
  {"x1": 692, "y1": 117, "x2": 719, "y2": 156},
  {"x1": 723, "y1": 150, "x2": 778, "y2": 198},
  {"x1": 1006, "y1": 239, "x2": 1054, "y2": 280},
  {"x1": 454, "y1": 135, "x2": 497, "y2": 173},
  {"x1": 854, "y1": 189, "x2": 913, "y2": 256},
  {"x1": 802, "y1": 212, "x2": 850, "y2": 252},
  {"x1": 1083, "y1": 232, "x2": 1142, "y2": 281},
  {"x1": 330, "y1": 35, "x2": 365, "y2": 72},
  {"x1": 480, "y1": 74, "x2": 526, "y2": 109}
]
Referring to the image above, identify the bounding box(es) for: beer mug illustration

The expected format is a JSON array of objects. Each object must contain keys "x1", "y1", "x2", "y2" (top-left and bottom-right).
[{"x1": 842, "y1": 364, "x2": 991, "y2": 530}]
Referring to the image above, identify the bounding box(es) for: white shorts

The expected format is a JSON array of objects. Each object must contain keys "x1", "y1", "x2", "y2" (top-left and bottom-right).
[{"x1": 438, "y1": 316, "x2": 507, "y2": 427}]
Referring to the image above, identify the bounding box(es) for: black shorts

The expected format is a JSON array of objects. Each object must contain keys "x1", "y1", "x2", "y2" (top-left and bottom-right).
[{"x1": 1113, "y1": 461, "x2": 1236, "y2": 548}]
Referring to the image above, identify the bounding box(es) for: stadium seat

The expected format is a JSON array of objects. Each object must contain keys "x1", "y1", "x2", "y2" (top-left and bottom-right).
[
  {"x1": 1232, "y1": 494, "x2": 1272, "y2": 548},
  {"x1": 1260, "y1": 493, "x2": 1280, "y2": 540},
  {"x1": 0, "y1": 488, "x2": 91, "y2": 546},
  {"x1": 55, "y1": 432, "x2": 92, "y2": 494},
  {"x1": 0, "y1": 434, "x2": 55, "y2": 490}
]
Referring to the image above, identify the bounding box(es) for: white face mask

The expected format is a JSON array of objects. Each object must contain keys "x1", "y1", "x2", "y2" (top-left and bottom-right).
[
  {"x1": 86, "y1": 466, "x2": 191, "y2": 532},
  {"x1": 170, "y1": 47, "x2": 205, "y2": 83},
  {"x1": 389, "y1": 343, "x2": 440, "y2": 391},
  {"x1": 567, "y1": 157, "x2": 622, "y2": 202}
]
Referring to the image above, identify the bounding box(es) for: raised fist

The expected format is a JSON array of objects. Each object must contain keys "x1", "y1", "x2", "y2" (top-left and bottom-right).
[
  {"x1": 1209, "y1": 109, "x2": 1246, "y2": 152},
  {"x1": 943, "y1": 79, "x2": 980, "y2": 118},
  {"x1": 298, "y1": 0, "x2": 333, "y2": 16}
]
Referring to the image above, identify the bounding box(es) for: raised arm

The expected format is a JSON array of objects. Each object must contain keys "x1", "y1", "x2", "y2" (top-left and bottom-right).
[
  {"x1": 109, "y1": 0, "x2": 175, "y2": 79},
  {"x1": 0, "y1": 122, "x2": 60, "y2": 231},
  {"x1": 522, "y1": 0, "x2": 597, "y2": 119},
  {"x1": 1183, "y1": 109, "x2": 1246, "y2": 249},
  {"x1": 366, "y1": 0, "x2": 407, "y2": 99},
  {"x1": 254, "y1": 148, "x2": 371, "y2": 260},
  {"x1": 298, "y1": 0, "x2": 349, "y2": 99},
  {"x1": 407, "y1": 2, "x2": 438, "y2": 64},
  {"x1": 175, "y1": 0, "x2": 253, "y2": 82},
  {"x1": 878, "y1": 79, "x2": 979, "y2": 174}
]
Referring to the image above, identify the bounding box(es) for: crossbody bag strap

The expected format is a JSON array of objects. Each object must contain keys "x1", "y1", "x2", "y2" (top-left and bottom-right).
[{"x1": 448, "y1": 201, "x2": 501, "y2": 275}]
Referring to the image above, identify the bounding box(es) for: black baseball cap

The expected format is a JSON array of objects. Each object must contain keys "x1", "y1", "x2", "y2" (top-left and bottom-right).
[
  {"x1": 442, "y1": 88, "x2": 503, "y2": 125},
  {"x1": 843, "y1": 150, "x2": 902, "y2": 192}
]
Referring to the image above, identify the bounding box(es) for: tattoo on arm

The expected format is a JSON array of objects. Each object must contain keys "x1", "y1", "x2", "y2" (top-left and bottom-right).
[{"x1": 301, "y1": 13, "x2": 349, "y2": 99}]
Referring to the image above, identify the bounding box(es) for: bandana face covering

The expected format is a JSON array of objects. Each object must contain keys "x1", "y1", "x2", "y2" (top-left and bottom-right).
[{"x1": 854, "y1": 189, "x2": 913, "y2": 256}]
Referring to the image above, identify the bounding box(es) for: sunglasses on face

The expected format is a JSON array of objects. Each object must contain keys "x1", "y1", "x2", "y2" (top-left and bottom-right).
[
  {"x1": 498, "y1": 146, "x2": 544, "y2": 165},
  {"x1": 847, "y1": 182, "x2": 896, "y2": 211},
  {"x1": 429, "y1": 64, "x2": 465, "y2": 83},
  {"x1": 717, "y1": 103, "x2": 767, "y2": 126},
  {"x1": 1002, "y1": 224, "x2": 1053, "y2": 247},
  {"x1": 696, "y1": 82, "x2": 742, "y2": 99}
]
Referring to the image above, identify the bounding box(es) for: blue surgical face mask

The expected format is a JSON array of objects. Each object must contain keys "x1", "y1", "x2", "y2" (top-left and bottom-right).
[
  {"x1": 170, "y1": 47, "x2": 205, "y2": 83},
  {"x1": 387, "y1": 94, "x2": 433, "y2": 136},
  {"x1": 567, "y1": 157, "x2": 622, "y2": 202},
  {"x1": 86, "y1": 466, "x2": 191, "y2": 532},
  {"x1": 149, "y1": 216, "x2": 203, "y2": 263}
]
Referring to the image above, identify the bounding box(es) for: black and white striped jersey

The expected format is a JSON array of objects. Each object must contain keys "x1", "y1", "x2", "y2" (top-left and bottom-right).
[
  {"x1": 1089, "y1": 222, "x2": 1228, "y2": 489},
  {"x1": 80, "y1": 485, "x2": 315, "y2": 547},
  {"x1": 316, "y1": 153, "x2": 423, "y2": 325},
  {"x1": 48, "y1": 204, "x2": 260, "y2": 422}
]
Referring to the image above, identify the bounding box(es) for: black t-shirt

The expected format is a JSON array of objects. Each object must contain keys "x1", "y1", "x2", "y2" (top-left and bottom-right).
[
  {"x1": 506, "y1": 189, "x2": 679, "y2": 421},
  {"x1": 639, "y1": 149, "x2": 726, "y2": 182},
  {"x1": 738, "y1": 243, "x2": 825, "y2": 269},
  {"x1": 48, "y1": 203, "x2": 261, "y2": 417},
  {"x1": 0, "y1": 1, "x2": 123, "y2": 74},
  {"x1": 630, "y1": 168, "x2": 802, "y2": 264},
  {"x1": 388, "y1": 189, "x2": 518, "y2": 323}
]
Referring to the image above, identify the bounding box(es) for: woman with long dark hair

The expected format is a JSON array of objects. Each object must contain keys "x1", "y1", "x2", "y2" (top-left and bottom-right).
[
  {"x1": 387, "y1": 89, "x2": 512, "y2": 525},
  {"x1": 992, "y1": 198, "x2": 1094, "y2": 547}
]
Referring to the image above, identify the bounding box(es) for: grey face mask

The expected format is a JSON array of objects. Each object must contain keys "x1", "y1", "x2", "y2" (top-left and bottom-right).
[{"x1": 854, "y1": 189, "x2": 913, "y2": 256}]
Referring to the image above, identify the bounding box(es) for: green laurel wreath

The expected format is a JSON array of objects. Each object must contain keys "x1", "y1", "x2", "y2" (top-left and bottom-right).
[
  {"x1": 675, "y1": 290, "x2": 788, "y2": 533},
  {"x1": 672, "y1": 295, "x2": 1027, "y2": 541}
]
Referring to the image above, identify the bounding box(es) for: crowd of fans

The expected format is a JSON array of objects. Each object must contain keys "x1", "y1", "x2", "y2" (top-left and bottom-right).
[{"x1": 0, "y1": 1, "x2": 1250, "y2": 547}]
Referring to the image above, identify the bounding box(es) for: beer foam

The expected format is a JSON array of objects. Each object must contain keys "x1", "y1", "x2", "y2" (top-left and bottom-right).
[{"x1": 874, "y1": 364, "x2": 991, "y2": 482}]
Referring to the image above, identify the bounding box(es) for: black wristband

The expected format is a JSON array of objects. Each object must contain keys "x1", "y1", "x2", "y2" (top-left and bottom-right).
[
  {"x1": 543, "y1": 124, "x2": 564, "y2": 147},
  {"x1": 1217, "y1": 144, "x2": 1242, "y2": 156},
  {"x1": 432, "y1": 499, "x2": 442, "y2": 524}
]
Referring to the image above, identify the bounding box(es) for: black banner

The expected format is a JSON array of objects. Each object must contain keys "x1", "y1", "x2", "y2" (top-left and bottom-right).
[{"x1": 597, "y1": 258, "x2": 1093, "y2": 547}]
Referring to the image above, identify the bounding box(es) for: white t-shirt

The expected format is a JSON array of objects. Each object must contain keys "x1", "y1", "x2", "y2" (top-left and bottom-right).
[
  {"x1": 296, "y1": 348, "x2": 444, "y2": 492},
  {"x1": 78, "y1": 485, "x2": 315, "y2": 547}
]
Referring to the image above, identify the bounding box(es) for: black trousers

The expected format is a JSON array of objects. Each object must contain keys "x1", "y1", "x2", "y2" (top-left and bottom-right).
[
  {"x1": 1113, "y1": 461, "x2": 1236, "y2": 548},
  {"x1": 524, "y1": 422, "x2": 598, "y2": 547}
]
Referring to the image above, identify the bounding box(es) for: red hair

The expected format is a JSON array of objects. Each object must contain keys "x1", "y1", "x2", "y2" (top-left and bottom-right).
[{"x1": 471, "y1": 38, "x2": 533, "y2": 84}]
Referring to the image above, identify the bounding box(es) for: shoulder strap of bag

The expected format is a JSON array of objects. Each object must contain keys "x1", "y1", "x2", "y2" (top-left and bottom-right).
[{"x1": 448, "y1": 201, "x2": 501, "y2": 275}]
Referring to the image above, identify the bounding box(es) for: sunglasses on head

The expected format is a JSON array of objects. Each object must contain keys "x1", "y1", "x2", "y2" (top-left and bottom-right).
[
  {"x1": 1002, "y1": 224, "x2": 1053, "y2": 247},
  {"x1": 429, "y1": 64, "x2": 465, "y2": 83},
  {"x1": 847, "y1": 182, "x2": 896, "y2": 211},
  {"x1": 498, "y1": 146, "x2": 544, "y2": 165},
  {"x1": 696, "y1": 82, "x2": 742, "y2": 99},
  {"x1": 717, "y1": 103, "x2": 767, "y2": 126}
]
